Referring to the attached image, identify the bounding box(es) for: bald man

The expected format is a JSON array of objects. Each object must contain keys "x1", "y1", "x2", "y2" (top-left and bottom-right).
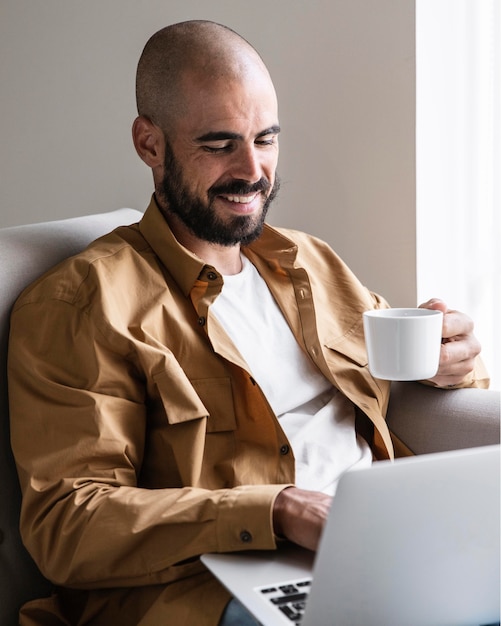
[{"x1": 8, "y1": 20, "x2": 487, "y2": 626}]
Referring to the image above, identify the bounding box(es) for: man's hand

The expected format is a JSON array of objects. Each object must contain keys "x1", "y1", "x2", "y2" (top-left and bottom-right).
[
  {"x1": 273, "y1": 487, "x2": 332, "y2": 551},
  {"x1": 419, "y1": 298, "x2": 481, "y2": 387}
]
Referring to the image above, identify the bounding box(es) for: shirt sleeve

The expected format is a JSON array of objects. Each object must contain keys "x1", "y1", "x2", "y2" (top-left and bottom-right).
[{"x1": 8, "y1": 297, "x2": 285, "y2": 589}]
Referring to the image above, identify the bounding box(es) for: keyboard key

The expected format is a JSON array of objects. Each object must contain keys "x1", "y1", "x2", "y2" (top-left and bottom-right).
[{"x1": 271, "y1": 592, "x2": 307, "y2": 606}]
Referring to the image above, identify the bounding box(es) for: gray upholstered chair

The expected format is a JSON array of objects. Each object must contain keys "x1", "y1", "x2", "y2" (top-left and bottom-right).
[
  {"x1": 0, "y1": 209, "x2": 143, "y2": 625},
  {"x1": 0, "y1": 210, "x2": 499, "y2": 625}
]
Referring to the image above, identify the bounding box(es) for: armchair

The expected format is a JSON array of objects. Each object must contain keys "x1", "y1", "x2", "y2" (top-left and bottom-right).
[
  {"x1": 0, "y1": 209, "x2": 143, "y2": 625},
  {"x1": 0, "y1": 210, "x2": 499, "y2": 625}
]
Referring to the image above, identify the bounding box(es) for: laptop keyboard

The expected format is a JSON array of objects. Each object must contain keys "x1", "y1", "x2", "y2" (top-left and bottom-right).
[{"x1": 257, "y1": 578, "x2": 312, "y2": 624}]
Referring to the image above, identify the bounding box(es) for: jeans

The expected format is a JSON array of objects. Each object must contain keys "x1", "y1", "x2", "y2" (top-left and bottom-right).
[{"x1": 218, "y1": 598, "x2": 262, "y2": 625}]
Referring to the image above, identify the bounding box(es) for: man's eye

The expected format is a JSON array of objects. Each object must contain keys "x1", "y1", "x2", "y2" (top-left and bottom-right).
[
  {"x1": 203, "y1": 143, "x2": 232, "y2": 153},
  {"x1": 256, "y1": 136, "x2": 277, "y2": 146}
]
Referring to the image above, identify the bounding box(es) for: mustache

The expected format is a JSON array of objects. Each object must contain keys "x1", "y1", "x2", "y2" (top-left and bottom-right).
[{"x1": 208, "y1": 178, "x2": 271, "y2": 198}]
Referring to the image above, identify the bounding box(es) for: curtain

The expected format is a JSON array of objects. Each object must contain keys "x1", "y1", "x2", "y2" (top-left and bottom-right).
[{"x1": 416, "y1": 0, "x2": 500, "y2": 389}]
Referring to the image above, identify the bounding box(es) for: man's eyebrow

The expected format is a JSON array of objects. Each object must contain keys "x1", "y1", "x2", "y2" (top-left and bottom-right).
[
  {"x1": 257, "y1": 125, "x2": 281, "y2": 138},
  {"x1": 196, "y1": 131, "x2": 243, "y2": 142},
  {"x1": 195, "y1": 126, "x2": 281, "y2": 143}
]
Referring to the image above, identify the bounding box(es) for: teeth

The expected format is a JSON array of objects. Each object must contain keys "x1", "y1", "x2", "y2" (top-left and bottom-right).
[{"x1": 223, "y1": 194, "x2": 257, "y2": 204}]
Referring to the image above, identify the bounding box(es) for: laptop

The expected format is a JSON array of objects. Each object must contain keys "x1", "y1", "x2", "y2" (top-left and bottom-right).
[{"x1": 202, "y1": 445, "x2": 500, "y2": 626}]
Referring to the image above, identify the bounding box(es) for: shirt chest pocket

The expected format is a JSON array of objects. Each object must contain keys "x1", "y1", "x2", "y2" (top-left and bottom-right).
[
  {"x1": 153, "y1": 359, "x2": 237, "y2": 433},
  {"x1": 324, "y1": 320, "x2": 369, "y2": 368}
]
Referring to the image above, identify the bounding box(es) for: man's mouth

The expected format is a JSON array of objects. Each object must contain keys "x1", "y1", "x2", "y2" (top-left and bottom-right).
[{"x1": 220, "y1": 193, "x2": 259, "y2": 204}]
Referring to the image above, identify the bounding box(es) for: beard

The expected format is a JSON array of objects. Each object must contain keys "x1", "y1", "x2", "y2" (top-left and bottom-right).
[{"x1": 157, "y1": 140, "x2": 280, "y2": 247}]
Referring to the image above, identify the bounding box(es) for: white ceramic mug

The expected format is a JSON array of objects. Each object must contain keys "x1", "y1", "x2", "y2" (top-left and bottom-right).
[{"x1": 363, "y1": 308, "x2": 443, "y2": 380}]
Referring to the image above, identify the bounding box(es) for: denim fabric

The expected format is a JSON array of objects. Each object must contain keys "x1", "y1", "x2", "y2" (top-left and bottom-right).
[{"x1": 218, "y1": 598, "x2": 261, "y2": 625}]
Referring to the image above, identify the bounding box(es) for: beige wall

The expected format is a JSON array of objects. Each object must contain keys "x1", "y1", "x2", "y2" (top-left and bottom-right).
[{"x1": 0, "y1": 0, "x2": 416, "y2": 306}]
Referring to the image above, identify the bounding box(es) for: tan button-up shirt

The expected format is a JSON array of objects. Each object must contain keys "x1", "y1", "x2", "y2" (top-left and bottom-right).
[{"x1": 8, "y1": 198, "x2": 488, "y2": 625}]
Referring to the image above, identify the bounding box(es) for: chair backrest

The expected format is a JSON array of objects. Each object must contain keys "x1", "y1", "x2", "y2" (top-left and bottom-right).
[{"x1": 0, "y1": 208, "x2": 143, "y2": 625}]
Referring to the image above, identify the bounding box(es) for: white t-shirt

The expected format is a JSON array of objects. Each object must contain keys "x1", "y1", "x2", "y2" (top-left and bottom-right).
[{"x1": 210, "y1": 255, "x2": 372, "y2": 496}]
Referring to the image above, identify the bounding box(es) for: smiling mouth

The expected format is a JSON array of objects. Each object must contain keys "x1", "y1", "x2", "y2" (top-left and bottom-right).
[{"x1": 219, "y1": 193, "x2": 259, "y2": 204}]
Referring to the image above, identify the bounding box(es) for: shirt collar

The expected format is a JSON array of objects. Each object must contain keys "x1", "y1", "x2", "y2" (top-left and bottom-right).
[
  {"x1": 139, "y1": 196, "x2": 206, "y2": 297},
  {"x1": 246, "y1": 223, "x2": 299, "y2": 270},
  {"x1": 139, "y1": 195, "x2": 300, "y2": 295}
]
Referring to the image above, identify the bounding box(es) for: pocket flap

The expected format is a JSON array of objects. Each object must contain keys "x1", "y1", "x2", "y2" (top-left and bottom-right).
[
  {"x1": 325, "y1": 321, "x2": 368, "y2": 367},
  {"x1": 153, "y1": 365, "x2": 208, "y2": 425},
  {"x1": 153, "y1": 360, "x2": 236, "y2": 431}
]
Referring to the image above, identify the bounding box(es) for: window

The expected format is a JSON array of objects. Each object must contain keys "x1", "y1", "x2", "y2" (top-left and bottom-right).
[{"x1": 417, "y1": 0, "x2": 500, "y2": 389}]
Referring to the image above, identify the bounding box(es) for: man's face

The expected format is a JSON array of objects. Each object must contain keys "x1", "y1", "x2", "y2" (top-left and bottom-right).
[{"x1": 157, "y1": 69, "x2": 280, "y2": 246}]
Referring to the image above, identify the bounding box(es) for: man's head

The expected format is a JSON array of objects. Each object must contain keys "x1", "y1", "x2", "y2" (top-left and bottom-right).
[{"x1": 133, "y1": 20, "x2": 280, "y2": 247}]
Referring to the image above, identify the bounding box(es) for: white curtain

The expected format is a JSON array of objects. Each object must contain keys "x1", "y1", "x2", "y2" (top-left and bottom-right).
[{"x1": 416, "y1": 0, "x2": 500, "y2": 389}]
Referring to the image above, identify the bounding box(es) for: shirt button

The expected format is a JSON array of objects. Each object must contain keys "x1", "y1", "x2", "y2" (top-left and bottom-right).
[
  {"x1": 207, "y1": 271, "x2": 218, "y2": 281},
  {"x1": 240, "y1": 530, "x2": 253, "y2": 543},
  {"x1": 198, "y1": 316, "x2": 206, "y2": 326},
  {"x1": 280, "y1": 444, "x2": 290, "y2": 456}
]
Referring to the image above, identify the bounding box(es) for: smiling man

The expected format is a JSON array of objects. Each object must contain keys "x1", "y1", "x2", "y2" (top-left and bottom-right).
[
  {"x1": 133, "y1": 23, "x2": 281, "y2": 272},
  {"x1": 8, "y1": 20, "x2": 488, "y2": 626}
]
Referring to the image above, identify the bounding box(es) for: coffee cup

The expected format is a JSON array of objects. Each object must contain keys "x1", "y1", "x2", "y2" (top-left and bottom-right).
[{"x1": 363, "y1": 308, "x2": 443, "y2": 381}]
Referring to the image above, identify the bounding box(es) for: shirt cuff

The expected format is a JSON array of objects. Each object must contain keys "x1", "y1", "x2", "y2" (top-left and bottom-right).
[{"x1": 215, "y1": 484, "x2": 292, "y2": 552}]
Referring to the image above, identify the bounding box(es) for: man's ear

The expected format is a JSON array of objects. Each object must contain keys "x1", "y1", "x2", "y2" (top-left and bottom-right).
[{"x1": 132, "y1": 116, "x2": 164, "y2": 169}]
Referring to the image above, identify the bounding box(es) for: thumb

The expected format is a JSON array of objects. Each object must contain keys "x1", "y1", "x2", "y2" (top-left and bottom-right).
[{"x1": 418, "y1": 298, "x2": 448, "y2": 314}]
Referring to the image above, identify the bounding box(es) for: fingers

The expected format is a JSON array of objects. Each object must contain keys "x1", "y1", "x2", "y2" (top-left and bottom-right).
[
  {"x1": 419, "y1": 299, "x2": 481, "y2": 386},
  {"x1": 418, "y1": 299, "x2": 475, "y2": 339},
  {"x1": 419, "y1": 298, "x2": 448, "y2": 314},
  {"x1": 442, "y1": 311, "x2": 475, "y2": 343},
  {"x1": 273, "y1": 487, "x2": 332, "y2": 551},
  {"x1": 440, "y1": 335, "x2": 480, "y2": 369},
  {"x1": 430, "y1": 335, "x2": 480, "y2": 386}
]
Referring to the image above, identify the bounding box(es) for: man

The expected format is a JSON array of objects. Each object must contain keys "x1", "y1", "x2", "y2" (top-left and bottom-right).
[{"x1": 8, "y1": 20, "x2": 487, "y2": 626}]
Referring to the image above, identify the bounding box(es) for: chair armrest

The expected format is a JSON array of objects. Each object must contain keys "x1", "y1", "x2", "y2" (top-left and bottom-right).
[{"x1": 386, "y1": 381, "x2": 500, "y2": 455}]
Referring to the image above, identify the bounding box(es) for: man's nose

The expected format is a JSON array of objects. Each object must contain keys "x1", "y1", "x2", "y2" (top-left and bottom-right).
[{"x1": 230, "y1": 145, "x2": 262, "y2": 182}]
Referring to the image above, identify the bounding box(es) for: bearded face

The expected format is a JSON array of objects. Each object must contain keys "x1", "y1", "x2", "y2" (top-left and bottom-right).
[{"x1": 157, "y1": 138, "x2": 280, "y2": 247}]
